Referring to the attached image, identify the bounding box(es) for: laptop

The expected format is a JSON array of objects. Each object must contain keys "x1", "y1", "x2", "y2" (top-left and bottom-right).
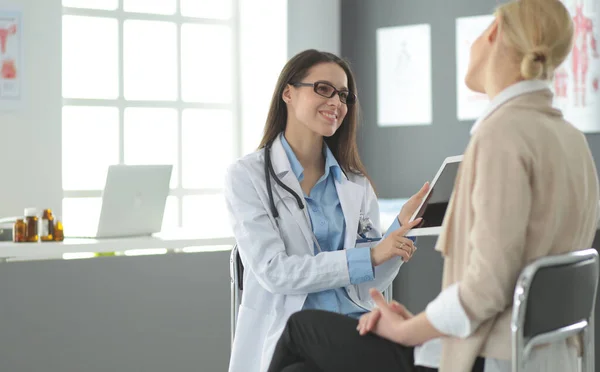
[
  {"x1": 68, "y1": 164, "x2": 172, "y2": 239},
  {"x1": 405, "y1": 155, "x2": 463, "y2": 237}
]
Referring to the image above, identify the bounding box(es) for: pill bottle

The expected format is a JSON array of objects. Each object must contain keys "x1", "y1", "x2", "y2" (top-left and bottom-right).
[
  {"x1": 24, "y1": 208, "x2": 39, "y2": 242},
  {"x1": 13, "y1": 219, "x2": 26, "y2": 242},
  {"x1": 54, "y1": 216, "x2": 64, "y2": 242},
  {"x1": 40, "y1": 209, "x2": 55, "y2": 242}
]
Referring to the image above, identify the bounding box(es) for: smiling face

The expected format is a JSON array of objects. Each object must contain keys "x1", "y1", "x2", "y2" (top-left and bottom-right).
[{"x1": 283, "y1": 62, "x2": 349, "y2": 138}]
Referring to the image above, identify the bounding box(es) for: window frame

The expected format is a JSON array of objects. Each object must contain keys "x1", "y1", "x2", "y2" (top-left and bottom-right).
[{"x1": 61, "y1": 0, "x2": 242, "y2": 230}]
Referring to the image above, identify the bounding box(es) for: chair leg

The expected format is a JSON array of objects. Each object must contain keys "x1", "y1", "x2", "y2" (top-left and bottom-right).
[
  {"x1": 512, "y1": 350, "x2": 523, "y2": 372},
  {"x1": 581, "y1": 319, "x2": 594, "y2": 372},
  {"x1": 231, "y1": 278, "x2": 236, "y2": 347},
  {"x1": 384, "y1": 283, "x2": 393, "y2": 303},
  {"x1": 511, "y1": 328, "x2": 524, "y2": 372}
]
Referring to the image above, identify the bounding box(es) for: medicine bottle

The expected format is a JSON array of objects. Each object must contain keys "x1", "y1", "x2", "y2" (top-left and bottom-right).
[
  {"x1": 54, "y1": 216, "x2": 64, "y2": 242},
  {"x1": 13, "y1": 219, "x2": 26, "y2": 242},
  {"x1": 40, "y1": 209, "x2": 55, "y2": 242},
  {"x1": 24, "y1": 208, "x2": 39, "y2": 242}
]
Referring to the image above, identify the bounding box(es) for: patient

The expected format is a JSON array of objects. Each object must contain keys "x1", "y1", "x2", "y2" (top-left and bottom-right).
[{"x1": 267, "y1": 0, "x2": 600, "y2": 371}]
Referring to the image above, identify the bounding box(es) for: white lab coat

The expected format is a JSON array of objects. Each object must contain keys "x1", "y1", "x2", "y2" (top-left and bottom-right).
[{"x1": 224, "y1": 135, "x2": 403, "y2": 372}]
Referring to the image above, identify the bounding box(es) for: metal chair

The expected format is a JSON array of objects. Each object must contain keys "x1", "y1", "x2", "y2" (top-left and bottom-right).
[
  {"x1": 229, "y1": 244, "x2": 394, "y2": 345},
  {"x1": 511, "y1": 248, "x2": 599, "y2": 372}
]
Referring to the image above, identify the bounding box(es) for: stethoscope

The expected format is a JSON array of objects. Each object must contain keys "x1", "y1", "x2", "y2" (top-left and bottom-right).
[
  {"x1": 264, "y1": 141, "x2": 304, "y2": 219},
  {"x1": 264, "y1": 141, "x2": 375, "y2": 243}
]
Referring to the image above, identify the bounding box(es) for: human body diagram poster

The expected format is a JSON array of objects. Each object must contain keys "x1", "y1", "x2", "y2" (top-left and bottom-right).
[
  {"x1": 556, "y1": 0, "x2": 600, "y2": 133},
  {"x1": 0, "y1": 10, "x2": 21, "y2": 110},
  {"x1": 376, "y1": 24, "x2": 432, "y2": 126}
]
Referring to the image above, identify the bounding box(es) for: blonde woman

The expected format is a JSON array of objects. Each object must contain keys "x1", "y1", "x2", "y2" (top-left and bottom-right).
[{"x1": 266, "y1": 0, "x2": 600, "y2": 371}]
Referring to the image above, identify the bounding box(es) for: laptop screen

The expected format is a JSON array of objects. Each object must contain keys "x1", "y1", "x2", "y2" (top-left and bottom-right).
[{"x1": 413, "y1": 161, "x2": 461, "y2": 228}]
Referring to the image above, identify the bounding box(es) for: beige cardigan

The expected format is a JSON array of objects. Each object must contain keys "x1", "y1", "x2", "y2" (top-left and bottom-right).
[{"x1": 435, "y1": 89, "x2": 600, "y2": 371}]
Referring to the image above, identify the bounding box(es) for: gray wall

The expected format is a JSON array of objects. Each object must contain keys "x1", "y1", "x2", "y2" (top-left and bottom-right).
[
  {"x1": 0, "y1": 252, "x2": 231, "y2": 372},
  {"x1": 288, "y1": 0, "x2": 340, "y2": 57},
  {"x1": 341, "y1": 0, "x2": 600, "y2": 198}
]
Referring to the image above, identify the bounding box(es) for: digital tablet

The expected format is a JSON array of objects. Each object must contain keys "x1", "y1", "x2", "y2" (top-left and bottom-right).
[{"x1": 405, "y1": 155, "x2": 463, "y2": 237}]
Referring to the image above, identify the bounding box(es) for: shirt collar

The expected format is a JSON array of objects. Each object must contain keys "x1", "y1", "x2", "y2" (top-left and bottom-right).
[
  {"x1": 470, "y1": 79, "x2": 550, "y2": 135},
  {"x1": 280, "y1": 133, "x2": 342, "y2": 183},
  {"x1": 324, "y1": 143, "x2": 343, "y2": 182}
]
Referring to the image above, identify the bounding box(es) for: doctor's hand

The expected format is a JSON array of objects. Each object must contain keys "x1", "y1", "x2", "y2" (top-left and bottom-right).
[
  {"x1": 356, "y1": 289, "x2": 410, "y2": 344},
  {"x1": 371, "y1": 218, "x2": 421, "y2": 266},
  {"x1": 398, "y1": 182, "x2": 430, "y2": 226}
]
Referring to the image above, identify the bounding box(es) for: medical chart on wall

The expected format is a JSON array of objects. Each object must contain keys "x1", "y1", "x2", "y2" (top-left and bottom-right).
[
  {"x1": 455, "y1": 15, "x2": 494, "y2": 121},
  {"x1": 376, "y1": 24, "x2": 432, "y2": 126},
  {"x1": 0, "y1": 9, "x2": 22, "y2": 110},
  {"x1": 554, "y1": 0, "x2": 600, "y2": 133}
]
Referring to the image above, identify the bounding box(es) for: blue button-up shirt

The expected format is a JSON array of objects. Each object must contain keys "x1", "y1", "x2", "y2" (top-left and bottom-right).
[{"x1": 280, "y1": 134, "x2": 378, "y2": 318}]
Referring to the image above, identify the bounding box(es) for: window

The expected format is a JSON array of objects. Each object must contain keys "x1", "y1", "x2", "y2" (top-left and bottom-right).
[{"x1": 61, "y1": 0, "x2": 240, "y2": 236}]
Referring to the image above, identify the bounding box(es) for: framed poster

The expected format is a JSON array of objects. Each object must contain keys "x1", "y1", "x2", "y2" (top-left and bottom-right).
[
  {"x1": 376, "y1": 24, "x2": 432, "y2": 126},
  {"x1": 555, "y1": 0, "x2": 600, "y2": 133},
  {"x1": 0, "y1": 9, "x2": 22, "y2": 110}
]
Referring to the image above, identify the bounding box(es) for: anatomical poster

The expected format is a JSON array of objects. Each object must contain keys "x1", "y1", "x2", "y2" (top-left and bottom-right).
[
  {"x1": 0, "y1": 9, "x2": 21, "y2": 110},
  {"x1": 376, "y1": 24, "x2": 432, "y2": 126},
  {"x1": 456, "y1": 15, "x2": 494, "y2": 121},
  {"x1": 555, "y1": 0, "x2": 600, "y2": 132}
]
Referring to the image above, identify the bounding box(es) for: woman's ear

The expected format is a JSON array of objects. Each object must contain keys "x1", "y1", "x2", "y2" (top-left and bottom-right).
[
  {"x1": 487, "y1": 18, "x2": 499, "y2": 43},
  {"x1": 282, "y1": 85, "x2": 292, "y2": 104}
]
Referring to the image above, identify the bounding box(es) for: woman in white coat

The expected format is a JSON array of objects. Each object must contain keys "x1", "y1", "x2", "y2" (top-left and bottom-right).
[{"x1": 224, "y1": 49, "x2": 428, "y2": 372}]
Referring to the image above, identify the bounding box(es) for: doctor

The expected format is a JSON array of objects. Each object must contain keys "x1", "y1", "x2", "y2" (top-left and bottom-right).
[{"x1": 224, "y1": 49, "x2": 428, "y2": 372}]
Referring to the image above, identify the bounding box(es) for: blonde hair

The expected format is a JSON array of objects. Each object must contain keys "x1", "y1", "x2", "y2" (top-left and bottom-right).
[{"x1": 495, "y1": 0, "x2": 574, "y2": 80}]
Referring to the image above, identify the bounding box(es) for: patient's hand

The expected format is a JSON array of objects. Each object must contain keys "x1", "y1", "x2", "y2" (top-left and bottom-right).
[
  {"x1": 357, "y1": 289, "x2": 413, "y2": 342},
  {"x1": 389, "y1": 301, "x2": 414, "y2": 319},
  {"x1": 359, "y1": 290, "x2": 445, "y2": 346},
  {"x1": 398, "y1": 182, "x2": 429, "y2": 226}
]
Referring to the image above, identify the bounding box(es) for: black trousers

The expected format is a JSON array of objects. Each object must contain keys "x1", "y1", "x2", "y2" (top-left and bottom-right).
[{"x1": 267, "y1": 310, "x2": 485, "y2": 372}]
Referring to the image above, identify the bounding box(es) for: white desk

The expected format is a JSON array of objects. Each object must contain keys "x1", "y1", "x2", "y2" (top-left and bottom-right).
[
  {"x1": 0, "y1": 231, "x2": 236, "y2": 260},
  {"x1": 0, "y1": 199, "x2": 412, "y2": 260}
]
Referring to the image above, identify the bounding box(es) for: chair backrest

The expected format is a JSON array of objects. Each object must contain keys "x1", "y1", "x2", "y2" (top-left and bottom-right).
[
  {"x1": 230, "y1": 245, "x2": 243, "y2": 347},
  {"x1": 234, "y1": 245, "x2": 244, "y2": 290},
  {"x1": 511, "y1": 248, "x2": 599, "y2": 372}
]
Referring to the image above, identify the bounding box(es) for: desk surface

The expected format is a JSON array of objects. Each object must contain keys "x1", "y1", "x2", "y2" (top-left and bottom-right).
[{"x1": 0, "y1": 230, "x2": 235, "y2": 259}]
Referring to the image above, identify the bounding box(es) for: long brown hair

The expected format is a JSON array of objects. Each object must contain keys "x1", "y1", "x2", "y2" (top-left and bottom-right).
[{"x1": 258, "y1": 49, "x2": 371, "y2": 183}]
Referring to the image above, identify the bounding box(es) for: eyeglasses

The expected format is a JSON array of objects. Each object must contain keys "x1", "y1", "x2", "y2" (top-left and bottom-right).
[{"x1": 291, "y1": 81, "x2": 357, "y2": 105}]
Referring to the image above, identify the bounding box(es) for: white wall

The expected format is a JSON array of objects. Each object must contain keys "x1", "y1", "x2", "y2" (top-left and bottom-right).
[
  {"x1": 0, "y1": 0, "x2": 62, "y2": 218},
  {"x1": 287, "y1": 0, "x2": 341, "y2": 57},
  {"x1": 239, "y1": 0, "x2": 288, "y2": 155}
]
